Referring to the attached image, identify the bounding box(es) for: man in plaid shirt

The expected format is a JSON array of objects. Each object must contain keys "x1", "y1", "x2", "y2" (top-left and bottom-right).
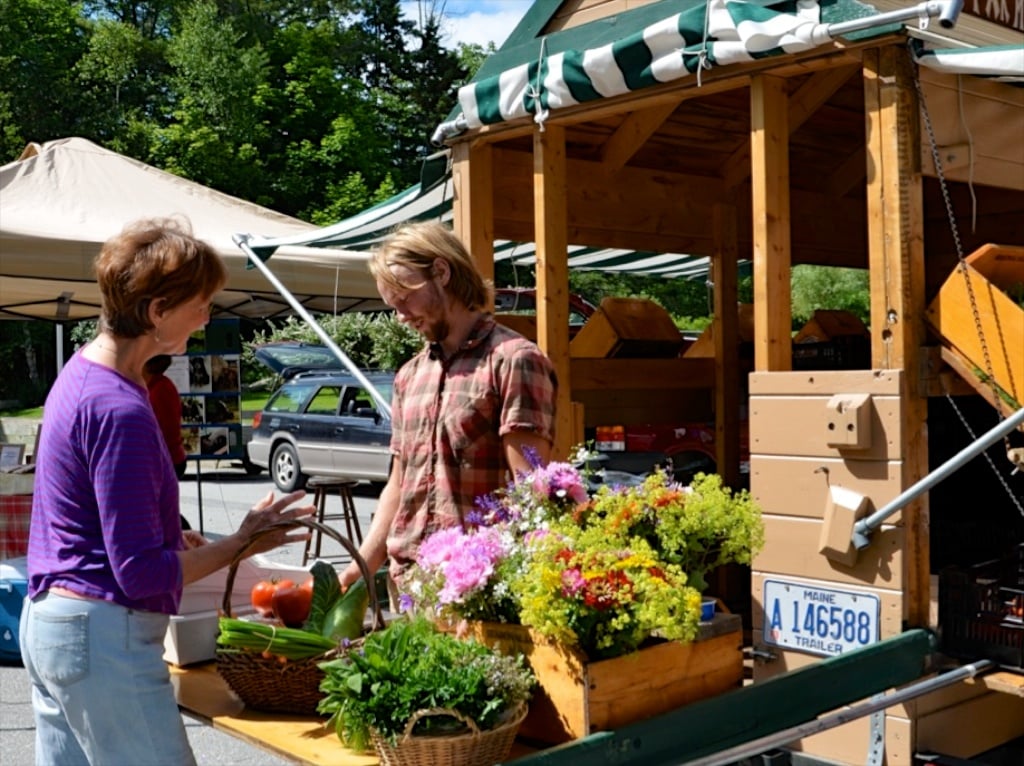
[{"x1": 340, "y1": 222, "x2": 557, "y2": 595}]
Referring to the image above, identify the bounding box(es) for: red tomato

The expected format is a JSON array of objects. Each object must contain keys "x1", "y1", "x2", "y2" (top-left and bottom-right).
[
  {"x1": 251, "y1": 578, "x2": 296, "y2": 618},
  {"x1": 272, "y1": 581, "x2": 312, "y2": 628},
  {"x1": 251, "y1": 580, "x2": 277, "y2": 617}
]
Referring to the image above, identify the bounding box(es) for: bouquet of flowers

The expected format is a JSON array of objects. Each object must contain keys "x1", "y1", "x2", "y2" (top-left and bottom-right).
[{"x1": 404, "y1": 449, "x2": 764, "y2": 660}]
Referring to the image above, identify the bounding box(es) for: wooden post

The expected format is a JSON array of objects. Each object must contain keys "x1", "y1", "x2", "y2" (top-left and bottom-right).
[
  {"x1": 533, "y1": 124, "x2": 574, "y2": 460},
  {"x1": 863, "y1": 46, "x2": 930, "y2": 628},
  {"x1": 712, "y1": 203, "x2": 740, "y2": 489},
  {"x1": 750, "y1": 75, "x2": 792, "y2": 372},
  {"x1": 451, "y1": 141, "x2": 495, "y2": 306}
]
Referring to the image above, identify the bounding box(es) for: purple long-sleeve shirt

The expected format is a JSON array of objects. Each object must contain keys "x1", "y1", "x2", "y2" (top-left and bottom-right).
[{"x1": 27, "y1": 351, "x2": 185, "y2": 614}]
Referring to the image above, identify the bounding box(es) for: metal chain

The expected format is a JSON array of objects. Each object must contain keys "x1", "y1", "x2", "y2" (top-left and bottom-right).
[
  {"x1": 943, "y1": 390, "x2": 1024, "y2": 516},
  {"x1": 914, "y1": 62, "x2": 1013, "y2": 460}
]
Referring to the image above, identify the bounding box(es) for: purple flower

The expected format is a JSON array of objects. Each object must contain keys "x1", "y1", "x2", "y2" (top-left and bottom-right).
[
  {"x1": 531, "y1": 462, "x2": 588, "y2": 506},
  {"x1": 398, "y1": 594, "x2": 415, "y2": 614},
  {"x1": 522, "y1": 445, "x2": 543, "y2": 469}
]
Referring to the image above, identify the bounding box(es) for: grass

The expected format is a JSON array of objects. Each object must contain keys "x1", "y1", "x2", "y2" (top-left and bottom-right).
[
  {"x1": 2, "y1": 392, "x2": 270, "y2": 421},
  {"x1": 0, "y1": 405, "x2": 43, "y2": 419}
]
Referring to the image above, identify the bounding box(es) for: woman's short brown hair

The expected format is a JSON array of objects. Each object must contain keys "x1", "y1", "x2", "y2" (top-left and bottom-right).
[
  {"x1": 369, "y1": 221, "x2": 492, "y2": 310},
  {"x1": 95, "y1": 218, "x2": 227, "y2": 338}
]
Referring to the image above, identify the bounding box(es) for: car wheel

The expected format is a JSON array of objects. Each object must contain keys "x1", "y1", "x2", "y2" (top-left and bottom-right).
[{"x1": 271, "y1": 443, "x2": 307, "y2": 492}]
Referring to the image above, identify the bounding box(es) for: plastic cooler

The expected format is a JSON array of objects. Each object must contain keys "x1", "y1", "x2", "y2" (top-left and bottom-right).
[{"x1": 0, "y1": 556, "x2": 29, "y2": 662}]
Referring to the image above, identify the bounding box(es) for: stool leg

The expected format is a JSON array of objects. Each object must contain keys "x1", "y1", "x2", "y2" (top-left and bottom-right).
[
  {"x1": 341, "y1": 486, "x2": 362, "y2": 545},
  {"x1": 302, "y1": 488, "x2": 327, "y2": 566}
]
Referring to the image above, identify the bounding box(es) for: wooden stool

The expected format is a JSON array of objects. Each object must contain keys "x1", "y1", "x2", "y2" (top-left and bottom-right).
[{"x1": 302, "y1": 477, "x2": 363, "y2": 566}]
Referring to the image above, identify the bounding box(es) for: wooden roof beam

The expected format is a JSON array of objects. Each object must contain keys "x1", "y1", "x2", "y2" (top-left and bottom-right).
[
  {"x1": 723, "y1": 63, "x2": 861, "y2": 189},
  {"x1": 598, "y1": 101, "x2": 681, "y2": 172}
]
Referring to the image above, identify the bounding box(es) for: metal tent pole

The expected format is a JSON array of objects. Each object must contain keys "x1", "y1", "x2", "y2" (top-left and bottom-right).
[
  {"x1": 853, "y1": 406, "x2": 1024, "y2": 550},
  {"x1": 232, "y1": 235, "x2": 392, "y2": 419}
]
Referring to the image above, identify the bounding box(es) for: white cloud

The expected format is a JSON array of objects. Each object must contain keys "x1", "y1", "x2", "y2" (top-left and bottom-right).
[{"x1": 402, "y1": 1, "x2": 533, "y2": 49}]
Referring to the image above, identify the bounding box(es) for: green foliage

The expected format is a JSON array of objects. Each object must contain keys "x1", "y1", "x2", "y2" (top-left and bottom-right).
[
  {"x1": 0, "y1": 0, "x2": 90, "y2": 161},
  {"x1": 317, "y1": 617, "x2": 534, "y2": 751},
  {"x1": 791, "y1": 265, "x2": 870, "y2": 329},
  {"x1": 242, "y1": 313, "x2": 422, "y2": 386},
  {"x1": 0, "y1": 321, "x2": 59, "y2": 406},
  {"x1": 2, "y1": 0, "x2": 472, "y2": 222},
  {"x1": 69, "y1": 320, "x2": 98, "y2": 348}
]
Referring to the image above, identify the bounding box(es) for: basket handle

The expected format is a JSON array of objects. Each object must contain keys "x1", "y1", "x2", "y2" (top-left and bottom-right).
[
  {"x1": 220, "y1": 517, "x2": 386, "y2": 632},
  {"x1": 400, "y1": 707, "x2": 480, "y2": 742}
]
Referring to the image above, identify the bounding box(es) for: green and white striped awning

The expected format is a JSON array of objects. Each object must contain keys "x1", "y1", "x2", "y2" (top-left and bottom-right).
[
  {"x1": 246, "y1": 153, "x2": 728, "y2": 280},
  {"x1": 449, "y1": 0, "x2": 1022, "y2": 133},
  {"x1": 457, "y1": 0, "x2": 870, "y2": 130},
  {"x1": 912, "y1": 41, "x2": 1024, "y2": 81}
]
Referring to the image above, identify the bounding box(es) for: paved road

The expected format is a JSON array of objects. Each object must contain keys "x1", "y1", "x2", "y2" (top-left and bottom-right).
[{"x1": 1, "y1": 462, "x2": 382, "y2": 766}]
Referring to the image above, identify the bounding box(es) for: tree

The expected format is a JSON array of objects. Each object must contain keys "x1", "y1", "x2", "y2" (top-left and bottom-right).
[
  {"x1": 790, "y1": 265, "x2": 870, "y2": 329},
  {"x1": 0, "y1": 0, "x2": 89, "y2": 160}
]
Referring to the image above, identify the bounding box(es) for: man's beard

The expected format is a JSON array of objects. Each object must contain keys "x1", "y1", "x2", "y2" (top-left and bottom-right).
[
  {"x1": 419, "y1": 281, "x2": 450, "y2": 344},
  {"x1": 423, "y1": 317, "x2": 450, "y2": 344}
]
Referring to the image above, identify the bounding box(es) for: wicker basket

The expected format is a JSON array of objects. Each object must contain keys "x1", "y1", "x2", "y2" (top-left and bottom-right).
[
  {"x1": 215, "y1": 518, "x2": 384, "y2": 716},
  {"x1": 371, "y1": 705, "x2": 527, "y2": 766}
]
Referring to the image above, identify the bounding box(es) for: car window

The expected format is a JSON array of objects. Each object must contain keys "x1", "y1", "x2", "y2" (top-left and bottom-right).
[
  {"x1": 267, "y1": 383, "x2": 316, "y2": 414},
  {"x1": 341, "y1": 382, "x2": 393, "y2": 417},
  {"x1": 306, "y1": 386, "x2": 342, "y2": 415}
]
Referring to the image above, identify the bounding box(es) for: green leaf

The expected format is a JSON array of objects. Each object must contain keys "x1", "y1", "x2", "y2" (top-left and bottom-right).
[{"x1": 304, "y1": 560, "x2": 342, "y2": 635}]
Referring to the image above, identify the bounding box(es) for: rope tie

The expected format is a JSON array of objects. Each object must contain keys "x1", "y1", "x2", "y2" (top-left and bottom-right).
[{"x1": 526, "y1": 38, "x2": 549, "y2": 131}]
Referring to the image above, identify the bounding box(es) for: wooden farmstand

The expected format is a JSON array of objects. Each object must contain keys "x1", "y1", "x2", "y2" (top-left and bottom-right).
[
  {"x1": 216, "y1": 0, "x2": 1023, "y2": 763},
  {"x1": 428, "y1": 0, "x2": 1024, "y2": 763}
]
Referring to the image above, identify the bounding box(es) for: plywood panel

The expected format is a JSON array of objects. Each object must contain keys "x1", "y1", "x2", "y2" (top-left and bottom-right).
[
  {"x1": 750, "y1": 394, "x2": 902, "y2": 460},
  {"x1": 750, "y1": 573, "x2": 903, "y2": 639},
  {"x1": 751, "y1": 455, "x2": 902, "y2": 519},
  {"x1": 917, "y1": 690, "x2": 1024, "y2": 757},
  {"x1": 749, "y1": 369, "x2": 902, "y2": 396},
  {"x1": 754, "y1": 515, "x2": 904, "y2": 588}
]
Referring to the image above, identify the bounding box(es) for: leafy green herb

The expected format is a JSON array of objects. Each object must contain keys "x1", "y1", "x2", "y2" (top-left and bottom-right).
[{"x1": 317, "y1": 617, "x2": 533, "y2": 752}]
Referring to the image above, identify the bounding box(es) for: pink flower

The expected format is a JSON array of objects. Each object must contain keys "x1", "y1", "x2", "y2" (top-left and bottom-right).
[
  {"x1": 531, "y1": 462, "x2": 588, "y2": 506},
  {"x1": 417, "y1": 526, "x2": 509, "y2": 605}
]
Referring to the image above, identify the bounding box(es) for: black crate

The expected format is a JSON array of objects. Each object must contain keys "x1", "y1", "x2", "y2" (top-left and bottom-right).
[
  {"x1": 939, "y1": 544, "x2": 1024, "y2": 670},
  {"x1": 791, "y1": 336, "x2": 870, "y2": 371}
]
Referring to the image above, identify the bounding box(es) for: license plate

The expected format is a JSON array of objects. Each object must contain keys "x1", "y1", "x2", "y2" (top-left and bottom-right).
[{"x1": 763, "y1": 579, "x2": 880, "y2": 657}]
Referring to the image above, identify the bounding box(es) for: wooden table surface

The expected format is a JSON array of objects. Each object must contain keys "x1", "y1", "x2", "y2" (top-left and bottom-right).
[{"x1": 171, "y1": 663, "x2": 538, "y2": 766}]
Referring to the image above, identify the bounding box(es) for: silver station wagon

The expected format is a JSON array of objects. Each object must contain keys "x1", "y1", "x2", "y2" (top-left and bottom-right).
[{"x1": 246, "y1": 343, "x2": 393, "y2": 492}]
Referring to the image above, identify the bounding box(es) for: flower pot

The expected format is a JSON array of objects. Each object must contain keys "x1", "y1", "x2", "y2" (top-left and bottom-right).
[{"x1": 456, "y1": 614, "x2": 744, "y2": 745}]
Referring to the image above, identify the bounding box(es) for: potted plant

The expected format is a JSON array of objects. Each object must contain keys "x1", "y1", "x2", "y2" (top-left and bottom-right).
[
  {"x1": 402, "y1": 450, "x2": 764, "y2": 742},
  {"x1": 317, "y1": 616, "x2": 534, "y2": 765}
]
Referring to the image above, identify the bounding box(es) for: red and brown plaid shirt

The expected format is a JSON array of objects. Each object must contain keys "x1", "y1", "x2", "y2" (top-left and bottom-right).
[{"x1": 386, "y1": 315, "x2": 556, "y2": 576}]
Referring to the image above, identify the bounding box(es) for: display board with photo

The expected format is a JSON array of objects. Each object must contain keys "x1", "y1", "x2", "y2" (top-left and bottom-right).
[{"x1": 174, "y1": 318, "x2": 244, "y2": 459}]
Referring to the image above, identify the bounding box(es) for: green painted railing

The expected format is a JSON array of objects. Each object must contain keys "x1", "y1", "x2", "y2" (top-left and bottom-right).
[{"x1": 506, "y1": 629, "x2": 937, "y2": 766}]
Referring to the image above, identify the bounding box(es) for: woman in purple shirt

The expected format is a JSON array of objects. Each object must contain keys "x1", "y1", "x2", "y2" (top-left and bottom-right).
[{"x1": 20, "y1": 219, "x2": 314, "y2": 766}]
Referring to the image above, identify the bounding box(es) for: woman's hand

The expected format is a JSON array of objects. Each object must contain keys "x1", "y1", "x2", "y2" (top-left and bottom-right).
[
  {"x1": 182, "y1": 530, "x2": 208, "y2": 549},
  {"x1": 233, "y1": 490, "x2": 316, "y2": 557}
]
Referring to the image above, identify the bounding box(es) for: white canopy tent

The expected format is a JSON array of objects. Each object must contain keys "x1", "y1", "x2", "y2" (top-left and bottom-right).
[{"x1": 0, "y1": 137, "x2": 385, "y2": 322}]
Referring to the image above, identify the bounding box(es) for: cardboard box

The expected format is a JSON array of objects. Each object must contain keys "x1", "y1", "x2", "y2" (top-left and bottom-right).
[
  {"x1": 570, "y1": 297, "x2": 683, "y2": 359},
  {"x1": 0, "y1": 556, "x2": 28, "y2": 662}
]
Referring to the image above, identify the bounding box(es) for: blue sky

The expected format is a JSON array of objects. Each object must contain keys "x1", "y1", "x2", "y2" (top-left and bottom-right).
[{"x1": 401, "y1": 1, "x2": 534, "y2": 48}]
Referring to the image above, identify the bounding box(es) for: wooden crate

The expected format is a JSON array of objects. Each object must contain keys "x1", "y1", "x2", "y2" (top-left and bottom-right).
[
  {"x1": 925, "y1": 243, "x2": 1024, "y2": 408},
  {"x1": 569, "y1": 297, "x2": 683, "y2": 359},
  {"x1": 458, "y1": 614, "x2": 743, "y2": 745}
]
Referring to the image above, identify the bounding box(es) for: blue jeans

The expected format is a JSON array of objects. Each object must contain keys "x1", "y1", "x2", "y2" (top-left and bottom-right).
[{"x1": 20, "y1": 591, "x2": 196, "y2": 766}]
